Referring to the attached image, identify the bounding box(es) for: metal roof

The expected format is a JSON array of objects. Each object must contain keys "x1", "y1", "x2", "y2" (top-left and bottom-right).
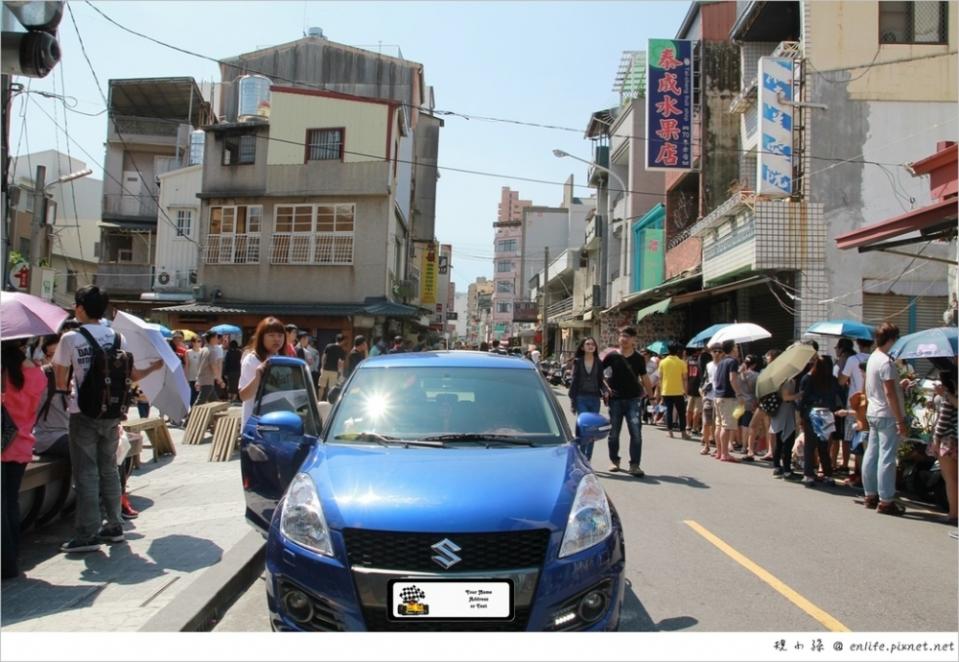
[
  {"x1": 155, "y1": 300, "x2": 426, "y2": 318},
  {"x1": 109, "y1": 78, "x2": 211, "y2": 126}
]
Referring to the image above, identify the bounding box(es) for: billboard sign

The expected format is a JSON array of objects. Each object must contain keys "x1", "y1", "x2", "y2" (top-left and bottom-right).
[
  {"x1": 420, "y1": 242, "x2": 438, "y2": 305},
  {"x1": 757, "y1": 57, "x2": 794, "y2": 197},
  {"x1": 646, "y1": 39, "x2": 693, "y2": 171},
  {"x1": 512, "y1": 301, "x2": 539, "y2": 323}
]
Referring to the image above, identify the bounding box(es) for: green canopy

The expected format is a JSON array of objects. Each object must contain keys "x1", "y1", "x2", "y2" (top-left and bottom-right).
[{"x1": 635, "y1": 298, "x2": 671, "y2": 323}]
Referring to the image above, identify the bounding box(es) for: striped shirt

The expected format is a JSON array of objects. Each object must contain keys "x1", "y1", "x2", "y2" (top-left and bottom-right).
[{"x1": 935, "y1": 395, "x2": 957, "y2": 439}]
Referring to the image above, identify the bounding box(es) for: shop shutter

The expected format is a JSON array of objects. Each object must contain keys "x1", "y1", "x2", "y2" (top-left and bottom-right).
[{"x1": 862, "y1": 294, "x2": 948, "y2": 333}]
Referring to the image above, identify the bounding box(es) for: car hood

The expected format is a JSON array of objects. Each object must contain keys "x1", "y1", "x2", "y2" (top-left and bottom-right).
[{"x1": 306, "y1": 444, "x2": 583, "y2": 532}]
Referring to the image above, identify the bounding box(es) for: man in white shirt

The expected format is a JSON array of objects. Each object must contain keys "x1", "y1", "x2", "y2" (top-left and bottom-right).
[
  {"x1": 837, "y1": 337, "x2": 872, "y2": 470},
  {"x1": 52, "y1": 286, "x2": 162, "y2": 553},
  {"x1": 863, "y1": 323, "x2": 907, "y2": 516}
]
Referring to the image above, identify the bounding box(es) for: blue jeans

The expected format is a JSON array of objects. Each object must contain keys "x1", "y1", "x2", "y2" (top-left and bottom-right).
[
  {"x1": 608, "y1": 397, "x2": 643, "y2": 467},
  {"x1": 573, "y1": 394, "x2": 602, "y2": 461},
  {"x1": 863, "y1": 416, "x2": 901, "y2": 501},
  {"x1": 69, "y1": 414, "x2": 122, "y2": 539}
]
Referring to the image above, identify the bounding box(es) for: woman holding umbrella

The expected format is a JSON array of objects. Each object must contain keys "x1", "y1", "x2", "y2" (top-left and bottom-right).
[{"x1": 798, "y1": 355, "x2": 843, "y2": 486}]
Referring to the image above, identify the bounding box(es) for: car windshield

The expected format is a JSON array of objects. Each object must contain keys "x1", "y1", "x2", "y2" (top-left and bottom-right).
[{"x1": 326, "y1": 366, "x2": 565, "y2": 445}]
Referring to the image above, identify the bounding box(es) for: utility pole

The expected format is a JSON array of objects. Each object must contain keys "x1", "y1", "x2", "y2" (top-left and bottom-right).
[
  {"x1": 29, "y1": 164, "x2": 46, "y2": 290},
  {"x1": 542, "y1": 245, "x2": 549, "y2": 357}
]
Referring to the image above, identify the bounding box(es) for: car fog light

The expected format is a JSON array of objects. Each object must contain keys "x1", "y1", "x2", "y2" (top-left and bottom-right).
[
  {"x1": 577, "y1": 590, "x2": 607, "y2": 623},
  {"x1": 552, "y1": 610, "x2": 577, "y2": 627},
  {"x1": 283, "y1": 589, "x2": 314, "y2": 624}
]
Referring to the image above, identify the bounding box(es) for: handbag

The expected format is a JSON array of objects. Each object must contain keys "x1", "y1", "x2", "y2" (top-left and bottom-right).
[{"x1": 1, "y1": 404, "x2": 19, "y2": 452}]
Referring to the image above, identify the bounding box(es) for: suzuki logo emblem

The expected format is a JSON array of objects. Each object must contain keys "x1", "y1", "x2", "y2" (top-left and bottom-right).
[{"x1": 430, "y1": 538, "x2": 462, "y2": 569}]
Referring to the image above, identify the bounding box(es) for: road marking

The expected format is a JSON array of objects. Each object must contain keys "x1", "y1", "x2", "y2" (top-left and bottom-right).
[{"x1": 684, "y1": 520, "x2": 850, "y2": 632}]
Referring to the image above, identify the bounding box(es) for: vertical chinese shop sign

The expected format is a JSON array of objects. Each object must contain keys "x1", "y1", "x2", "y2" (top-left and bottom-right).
[
  {"x1": 646, "y1": 39, "x2": 693, "y2": 171},
  {"x1": 420, "y1": 242, "x2": 438, "y2": 305}
]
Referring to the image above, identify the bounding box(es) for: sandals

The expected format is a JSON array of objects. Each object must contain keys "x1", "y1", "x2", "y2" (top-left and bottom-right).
[{"x1": 876, "y1": 501, "x2": 905, "y2": 516}]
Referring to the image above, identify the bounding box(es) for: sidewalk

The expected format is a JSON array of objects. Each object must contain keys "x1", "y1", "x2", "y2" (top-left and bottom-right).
[{"x1": 0, "y1": 415, "x2": 256, "y2": 632}]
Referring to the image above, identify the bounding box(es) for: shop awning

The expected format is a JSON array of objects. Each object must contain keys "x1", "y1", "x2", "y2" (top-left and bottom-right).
[
  {"x1": 671, "y1": 275, "x2": 771, "y2": 306},
  {"x1": 155, "y1": 300, "x2": 426, "y2": 318},
  {"x1": 603, "y1": 271, "x2": 700, "y2": 315},
  {"x1": 635, "y1": 298, "x2": 671, "y2": 323},
  {"x1": 835, "y1": 197, "x2": 958, "y2": 258}
]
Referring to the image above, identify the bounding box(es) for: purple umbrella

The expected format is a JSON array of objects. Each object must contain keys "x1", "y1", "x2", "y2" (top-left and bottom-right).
[{"x1": 0, "y1": 291, "x2": 69, "y2": 341}]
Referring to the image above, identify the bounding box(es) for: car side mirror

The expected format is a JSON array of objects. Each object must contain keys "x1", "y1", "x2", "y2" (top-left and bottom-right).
[
  {"x1": 576, "y1": 412, "x2": 611, "y2": 443},
  {"x1": 254, "y1": 411, "x2": 304, "y2": 439}
]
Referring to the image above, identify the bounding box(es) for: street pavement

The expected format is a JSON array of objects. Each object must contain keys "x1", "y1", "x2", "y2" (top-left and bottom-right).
[
  {"x1": 0, "y1": 413, "x2": 250, "y2": 632},
  {"x1": 218, "y1": 386, "x2": 959, "y2": 632}
]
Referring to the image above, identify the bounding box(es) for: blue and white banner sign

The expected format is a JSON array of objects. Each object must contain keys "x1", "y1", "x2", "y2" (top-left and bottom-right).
[
  {"x1": 646, "y1": 39, "x2": 693, "y2": 171},
  {"x1": 757, "y1": 56, "x2": 794, "y2": 197}
]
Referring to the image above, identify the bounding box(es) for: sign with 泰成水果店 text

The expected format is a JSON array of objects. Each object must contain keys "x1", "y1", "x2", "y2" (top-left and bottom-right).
[{"x1": 646, "y1": 39, "x2": 693, "y2": 171}]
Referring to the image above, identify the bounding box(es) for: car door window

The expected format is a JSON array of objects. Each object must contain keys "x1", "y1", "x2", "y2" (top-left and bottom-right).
[{"x1": 255, "y1": 362, "x2": 322, "y2": 436}]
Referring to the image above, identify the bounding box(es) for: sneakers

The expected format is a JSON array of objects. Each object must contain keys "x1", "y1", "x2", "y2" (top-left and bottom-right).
[
  {"x1": 60, "y1": 538, "x2": 101, "y2": 553},
  {"x1": 772, "y1": 468, "x2": 784, "y2": 478},
  {"x1": 121, "y1": 494, "x2": 139, "y2": 520},
  {"x1": 609, "y1": 462, "x2": 621, "y2": 473},
  {"x1": 98, "y1": 525, "x2": 126, "y2": 544},
  {"x1": 628, "y1": 464, "x2": 645, "y2": 477},
  {"x1": 802, "y1": 476, "x2": 816, "y2": 487}
]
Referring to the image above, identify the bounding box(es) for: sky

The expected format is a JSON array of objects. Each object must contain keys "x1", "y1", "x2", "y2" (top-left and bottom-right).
[{"x1": 8, "y1": 0, "x2": 691, "y2": 289}]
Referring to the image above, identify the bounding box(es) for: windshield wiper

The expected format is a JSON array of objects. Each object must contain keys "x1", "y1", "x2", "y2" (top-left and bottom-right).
[
  {"x1": 420, "y1": 433, "x2": 537, "y2": 446},
  {"x1": 332, "y1": 432, "x2": 445, "y2": 448}
]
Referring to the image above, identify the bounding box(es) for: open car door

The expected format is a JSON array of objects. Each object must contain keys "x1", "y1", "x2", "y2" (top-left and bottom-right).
[{"x1": 239, "y1": 356, "x2": 323, "y2": 534}]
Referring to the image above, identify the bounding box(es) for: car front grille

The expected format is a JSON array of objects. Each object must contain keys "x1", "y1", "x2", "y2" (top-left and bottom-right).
[
  {"x1": 342, "y1": 528, "x2": 551, "y2": 572},
  {"x1": 361, "y1": 607, "x2": 531, "y2": 631}
]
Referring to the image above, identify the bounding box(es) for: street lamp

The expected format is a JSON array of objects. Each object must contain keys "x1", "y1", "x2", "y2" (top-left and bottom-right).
[
  {"x1": 44, "y1": 167, "x2": 93, "y2": 190},
  {"x1": 553, "y1": 149, "x2": 625, "y2": 310}
]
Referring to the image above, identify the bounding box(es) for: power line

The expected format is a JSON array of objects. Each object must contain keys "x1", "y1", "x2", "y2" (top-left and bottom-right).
[
  {"x1": 82, "y1": 0, "x2": 926, "y2": 170},
  {"x1": 57, "y1": 60, "x2": 92, "y2": 278}
]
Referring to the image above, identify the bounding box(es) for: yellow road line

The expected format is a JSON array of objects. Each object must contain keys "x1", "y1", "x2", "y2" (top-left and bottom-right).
[{"x1": 684, "y1": 520, "x2": 850, "y2": 632}]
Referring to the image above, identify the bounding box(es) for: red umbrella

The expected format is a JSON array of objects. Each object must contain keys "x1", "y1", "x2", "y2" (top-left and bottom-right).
[{"x1": 0, "y1": 291, "x2": 69, "y2": 341}]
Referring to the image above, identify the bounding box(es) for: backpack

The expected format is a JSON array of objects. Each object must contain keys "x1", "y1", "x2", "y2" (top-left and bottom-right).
[{"x1": 75, "y1": 326, "x2": 134, "y2": 420}]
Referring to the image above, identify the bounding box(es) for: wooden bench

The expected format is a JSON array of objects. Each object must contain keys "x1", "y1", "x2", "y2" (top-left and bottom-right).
[
  {"x1": 209, "y1": 407, "x2": 244, "y2": 462},
  {"x1": 123, "y1": 416, "x2": 176, "y2": 462},
  {"x1": 183, "y1": 402, "x2": 230, "y2": 445},
  {"x1": 18, "y1": 458, "x2": 73, "y2": 529}
]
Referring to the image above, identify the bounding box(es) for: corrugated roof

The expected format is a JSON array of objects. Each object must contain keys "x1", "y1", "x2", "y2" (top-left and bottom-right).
[{"x1": 155, "y1": 300, "x2": 426, "y2": 318}]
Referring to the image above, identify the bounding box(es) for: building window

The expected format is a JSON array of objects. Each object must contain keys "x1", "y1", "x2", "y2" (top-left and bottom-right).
[
  {"x1": 879, "y1": 1, "x2": 947, "y2": 44},
  {"x1": 497, "y1": 239, "x2": 517, "y2": 253},
  {"x1": 66, "y1": 269, "x2": 77, "y2": 293},
  {"x1": 496, "y1": 260, "x2": 512, "y2": 273},
  {"x1": 175, "y1": 210, "x2": 192, "y2": 238},
  {"x1": 305, "y1": 128, "x2": 344, "y2": 161},
  {"x1": 496, "y1": 280, "x2": 513, "y2": 293},
  {"x1": 496, "y1": 302, "x2": 512, "y2": 314},
  {"x1": 271, "y1": 204, "x2": 355, "y2": 265},
  {"x1": 205, "y1": 205, "x2": 261, "y2": 264},
  {"x1": 222, "y1": 133, "x2": 256, "y2": 165}
]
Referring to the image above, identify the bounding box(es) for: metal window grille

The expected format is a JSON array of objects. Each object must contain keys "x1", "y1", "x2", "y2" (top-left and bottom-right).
[
  {"x1": 306, "y1": 129, "x2": 343, "y2": 161},
  {"x1": 880, "y1": 1, "x2": 947, "y2": 43},
  {"x1": 205, "y1": 205, "x2": 261, "y2": 264},
  {"x1": 176, "y1": 210, "x2": 192, "y2": 237}
]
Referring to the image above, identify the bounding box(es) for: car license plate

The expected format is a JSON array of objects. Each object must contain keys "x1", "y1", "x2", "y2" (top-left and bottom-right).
[{"x1": 389, "y1": 580, "x2": 514, "y2": 620}]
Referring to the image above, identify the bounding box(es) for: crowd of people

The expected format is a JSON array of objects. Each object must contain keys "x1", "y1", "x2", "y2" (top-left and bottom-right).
[{"x1": 563, "y1": 323, "x2": 957, "y2": 526}]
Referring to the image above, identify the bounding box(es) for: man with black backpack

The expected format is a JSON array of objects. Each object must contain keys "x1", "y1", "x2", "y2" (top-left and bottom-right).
[{"x1": 52, "y1": 286, "x2": 163, "y2": 553}]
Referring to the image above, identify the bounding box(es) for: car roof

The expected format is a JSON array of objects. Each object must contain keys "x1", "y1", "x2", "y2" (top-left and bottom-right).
[{"x1": 360, "y1": 351, "x2": 536, "y2": 370}]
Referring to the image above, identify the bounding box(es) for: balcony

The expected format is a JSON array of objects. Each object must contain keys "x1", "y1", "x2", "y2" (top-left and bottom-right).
[
  {"x1": 103, "y1": 193, "x2": 159, "y2": 222},
  {"x1": 94, "y1": 263, "x2": 154, "y2": 295},
  {"x1": 546, "y1": 296, "x2": 573, "y2": 319},
  {"x1": 108, "y1": 115, "x2": 180, "y2": 146}
]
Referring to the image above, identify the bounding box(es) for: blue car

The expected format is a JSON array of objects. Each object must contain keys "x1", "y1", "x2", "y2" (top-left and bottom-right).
[{"x1": 240, "y1": 351, "x2": 624, "y2": 631}]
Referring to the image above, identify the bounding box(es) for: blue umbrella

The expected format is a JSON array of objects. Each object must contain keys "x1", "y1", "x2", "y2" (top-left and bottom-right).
[
  {"x1": 210, "y1": 323, "x2": 242, "y2": 336},
  {"x1": 646, "y1": 340, "x2": 670, "y2": 356},
  {"x1": 805, "y1": 319, "x2": 874, "y2": 341},
  {"x1": 686, "y1": 323, "x2": 730, "y2": 349},
  {"x1": 152, "y1": 323, "x2": 173, "y2": 338},
  {"x1": 888, "y1": 327, "x2": 958, "y2": 361}
]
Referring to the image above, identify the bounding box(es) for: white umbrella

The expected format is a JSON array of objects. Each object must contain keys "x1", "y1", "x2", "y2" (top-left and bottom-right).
[
  {"x1": 113, "y1": 311, "x2": 191, "y2": 421},
  {"x1": 709, "y1": 322, "x2": 772, "y2": 346}
]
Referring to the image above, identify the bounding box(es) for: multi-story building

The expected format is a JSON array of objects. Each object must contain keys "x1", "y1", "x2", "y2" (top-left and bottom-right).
[
  {"x1": 96, "y1": 77, "x2": 213, "y2": 315},
  {"x1": 491, "y1": 187, "x2": 531, "y2": 340},
  {"x1": 157, "y1": 34, "x2": 441, "y2": 345},
  {"x1": 466, "y1": 277, "x2": 494, "y2": 346},
  {"x1": 8, "y1": 150, "x2": 100, "y2": 306},
  {"x1": 145, "y1": 163, "x2": 203, "y2": 308}
]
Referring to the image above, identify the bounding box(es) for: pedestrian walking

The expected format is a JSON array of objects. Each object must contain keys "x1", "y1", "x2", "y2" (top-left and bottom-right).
[
  {"x1": 224, "y1": 340, "x2": 243, "y2": 402},
  {"x1": 863, "y1": 322, "x2": 908, "y2": 515},
  {"x1": 318, "y1": 334, "x2": 346, "y2": 401},
  {"x1": 185, "y1": 336, "x2": 201, "y2": 406},
  {"x1": 658, "y1": 342, "x2": 688, "y2": 439},
  {"x1": 602, "y1": 327, "x2": 653, "y2": 477},
  {"x1": 568, "y1": 337, "x2": 604, "y2": 462},
  {"x1": 1, "y1": 339, "x2": 47, "y2": 578},
  {"x1": 238, "y1": 317, "x2": 287, "y2": 427},
  {"x1": 195, "y1": 331, "x2": 219, "y2": 406},
  {"x1": 51, "y1": 286, "x2": 163, "y2": 553}
]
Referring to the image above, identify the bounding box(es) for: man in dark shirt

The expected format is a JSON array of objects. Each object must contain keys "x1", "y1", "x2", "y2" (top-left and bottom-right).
[
  {"x1": 602, "y1": 326, "x2": 655, "y2": 477},
  {"x1": 685, "y1": 348, "x2": 703, "y2": 435},
  {"x1": 318, "y1": 334, "x2": 346, "y2": 401},
  {"x1": 713, "y1": 339, "x2": 743, "y2": 462},
  {"x1": 345, "y1": 335, "x2": 368, "y2": 379}
]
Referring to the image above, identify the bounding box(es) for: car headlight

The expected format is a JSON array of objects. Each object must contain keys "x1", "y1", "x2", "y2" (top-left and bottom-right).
[
  {"x1": 559, "y1": 474, "x2": 612, "y2": 558},
  {"x1": 280, "y1": 473, "x2": 333, "y2": 556}
]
